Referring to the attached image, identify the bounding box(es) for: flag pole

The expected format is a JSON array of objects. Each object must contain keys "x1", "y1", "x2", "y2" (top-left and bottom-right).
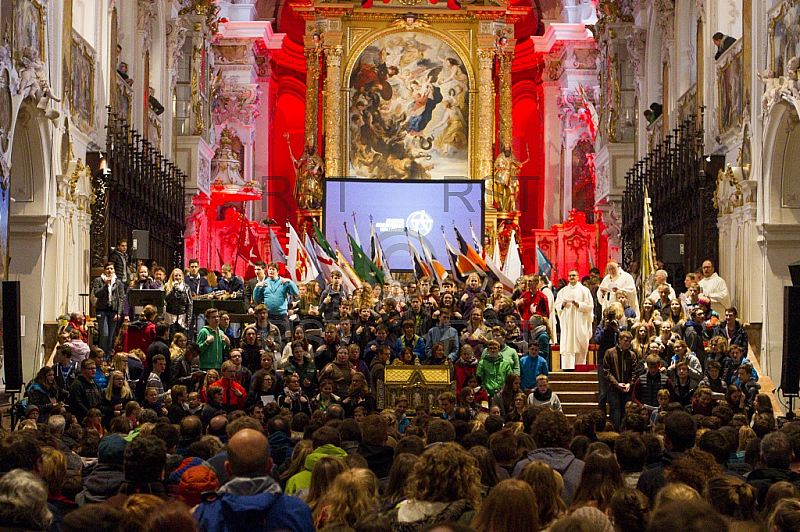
[{"x1": 232, "y1": 211, "x2": 247, "y2": 275}]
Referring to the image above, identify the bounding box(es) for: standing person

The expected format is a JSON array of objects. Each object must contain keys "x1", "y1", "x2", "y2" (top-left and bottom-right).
[
  {"x1": 318, "y1": 271, "x2": 347, "y2": 322},
  {"x1": 244, "y1": 260, "x2": 268, "y2": 313},
  {"x1": 602, "y1": 331, "x2": 637, "y2": 430},
  {"x1": 713, "y1": 306, "x2": 749, "y2": 357},
  {"x1": 108, "y1": 238, "x2": 133, "y2": 287},
  {"x1": 196, "y1": 308, "x2": 231, "y2": 371},
  {"x1": 698, "y1": 260, "x2": 731, "y2": 319},
  {"x1": 477, "y1": 340, "x2": 513, "y2": 398},
  {"x1": 598, "y1": 261, "x2": 640, "y2": 319},
  {"x1": 146, "y1": 323, "x2": 172, "y2": 388},
  {"x1": 425, "y1": 308, "x2": 460, "y2": 361},
  {"x1": 555, "y1": 270, "x2": 594, "y2": 370},
  {"x1": 253, "y1": 261, "x2": 299, "y2": 339},
  {"x1": 91, "y1": 262, "x2": 126, "y2": 356},
  {"x1": 164, "y1": 268, "x2": 193, "y2": 338},
  {"x1": 68, "y1": 359, "x2": 102, "y2": 420},
  {"x1": 185, "y1": 259, "x2": 211, "y2": 296}
]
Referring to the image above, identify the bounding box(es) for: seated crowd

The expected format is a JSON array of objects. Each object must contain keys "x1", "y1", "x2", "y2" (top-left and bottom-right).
[{"x1": 2, "y1": 258, "x2": 799, "y2": 532}]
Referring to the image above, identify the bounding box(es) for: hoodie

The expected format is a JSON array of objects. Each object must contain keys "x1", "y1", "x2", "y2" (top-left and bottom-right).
[
  {"x1": 512, "y1": 448, "x2": 584, "y2": 504},
  {"x1": 194, "y1": 475, "x2": 313, "y2": 532},
  {"x1": 75, "y1": 463, "x2": 125, "y2": 506},
  {"x1": 454, "y1": 357, "x2": 478, "y2": 391},
  {"x1": 267, "y1": 431, "x2": 296, "y2": 468},
  {"x1": 284, "y1": 444, "x2": 348, "y2": 495}
]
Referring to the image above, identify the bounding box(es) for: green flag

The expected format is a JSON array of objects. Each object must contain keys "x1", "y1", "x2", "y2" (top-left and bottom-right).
[
  {"x1": 348, "y1": 233, "x2": 385, "y2": 285},
  {"x1": 312, "y1": 220, "x2": 336, "y2": 260}
]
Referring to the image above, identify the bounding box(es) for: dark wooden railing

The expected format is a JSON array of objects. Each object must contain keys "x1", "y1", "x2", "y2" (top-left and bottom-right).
[
  {"x1": 91, "y1": 108, "x2": 187, "y2": 270},
  {"x1": 621, "y1": 114, "x2": 718, "y2": 279}
]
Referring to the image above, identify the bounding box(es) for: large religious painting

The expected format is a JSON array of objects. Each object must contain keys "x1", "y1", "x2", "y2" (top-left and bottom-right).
[
  {"x1": 717, "y1": 47, "x2": 742, "y2": 136},
  {"x1": 768, "y1": 0, "x2": 800, "y2": 77},
  {"x1": 13, "y1": 0, "x2": 45, "y2": 61},
  {"x1": 71, "y1": 31, "x2": 95, "y2": 133},
  {"x1": 348, "y1": 31, "x2": 469, "y2": 180}
]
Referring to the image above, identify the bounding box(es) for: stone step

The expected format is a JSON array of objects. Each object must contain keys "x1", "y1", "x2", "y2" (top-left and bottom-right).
[
  {"x1": 548, "y1": 381, "x2": 598, "y2": 392},
  {"x1": 548, "y1": 371, "x2": 598, "y2": 382},
  {"x1": 554, "y1": 390, "x2": 598, "y2": 403},
  {"x1": 562, "y1": 402, "x2": 599, "y2": 415}
]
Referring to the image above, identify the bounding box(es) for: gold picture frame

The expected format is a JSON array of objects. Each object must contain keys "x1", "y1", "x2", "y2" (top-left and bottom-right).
[
  {"x1": 13, "y1": 0, "x2": 46, "y2": 63},
  {"x1": 70, "y1": 30, "x2": 96, "y2": 133}
]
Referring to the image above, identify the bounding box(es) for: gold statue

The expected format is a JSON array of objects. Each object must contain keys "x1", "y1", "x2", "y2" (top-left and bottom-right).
[
  {"x1": 285, "y1": 133, "x2": 324, "y2": 210},
  {"x1": 492, "y1": 142, "x2": 528, "y2": 212}
]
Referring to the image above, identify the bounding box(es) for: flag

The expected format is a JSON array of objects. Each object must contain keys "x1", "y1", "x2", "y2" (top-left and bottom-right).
[
  {"x1": 454, "y1": 225, "x2": 490, "y2": 274},
  {"x1": 336, "y1": 247, "x2": 362, "y2": 289},
  {"x1": 405, "y1": 228, "x2": 431, "y2": 281},
  {"x1": 314, "y1": 240, "x2": 356, "y2": 292},
  {"x1": 414, "y1": 230, "x2": 447, "y2": 286},
  {"x1": 304, "y1": 235, "x2": 326, "y2": 289},
  {"x1": 347, "y1": 231, "x2": 385, "y2": 285},
  {"x1": 492, "y1": 238, "x2": 501, "y2": 265},
  {"x1": 269, "y1": 227, "x2": 287, "y2": 265},
  {"x1": 469, "y1": 220, "x2": 484, "y2": 256},
  {"x1": 312, "y1": 219, "x2": 336, "y2": 260},
  {"x1": 287, "y1": 223, "x2": 319, "y2": 284},
  {"x1": 443, "y1": 229, "x2": 468, "y2": 284},
  {"x1": 641, "y1": 185, "x2": 657, "y2": 303},
  {"x1": 236, "y1": 220, "x2": 261, "y2": 280},
  {"x1": 484, "y1": 254, "x2": 516, "y2": 293},
  {"x1": 502, "y1": 231, "x2": 523, "y2": 282},
  {"x1": 370, "y1": 217, "x2": 392, "y2": 282},
  {"x1": 351, "y1": 213, "x2": 363, "y2": 249},
  {"x1": 536, "y1": 245, "x2": 553, "y2": 279}
]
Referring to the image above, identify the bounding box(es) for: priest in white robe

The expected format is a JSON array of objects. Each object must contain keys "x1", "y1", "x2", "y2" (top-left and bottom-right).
[
  {"x1": 555, "y1": 270, "x2": 594, "y2": 370},
  {"x1": 598, "y1": 261, "x2": 640, "y2": 318},
  {"x1": 698, "y1": 260, "x2": 730, "y2": 317}
]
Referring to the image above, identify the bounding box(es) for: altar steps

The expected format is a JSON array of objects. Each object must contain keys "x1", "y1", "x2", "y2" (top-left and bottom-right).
[{"x1": 547, "y1": 371, "x2": 599, "y2": 421}]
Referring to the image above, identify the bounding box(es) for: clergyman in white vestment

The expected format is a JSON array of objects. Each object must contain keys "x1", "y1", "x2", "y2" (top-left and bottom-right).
[{"x1": 555, "y1": 270, "x2": 594, "y2": 370}]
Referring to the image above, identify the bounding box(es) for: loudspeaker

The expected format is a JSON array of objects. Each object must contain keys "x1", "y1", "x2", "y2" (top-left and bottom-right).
[
  {"x1": 660, "y1": 234, "x2": 684, "y2": 264},
  {"x1": 782, "y1": 286, "x2": 800, "y2": 396},
  {"x1": 2, "y1": 281, "x2": 23, "y2": 391},
  {"x1": 131, "y1": 230, "x2": 150, "y2": 260}
]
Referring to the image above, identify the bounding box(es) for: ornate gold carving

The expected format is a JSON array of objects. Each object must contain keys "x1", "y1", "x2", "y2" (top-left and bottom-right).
[
  {"x1": 324, "y1": 44, "x2": 343, "y2": 176},
  {"x1": 477, "y1": 47, "x2": 495, "y2": 180},
  {"x1": 305, "y1": 47, "x2": 322, "y2": 147},
  {"x1": 497, "y1": 48, "x2": 514, "y2": 146}
]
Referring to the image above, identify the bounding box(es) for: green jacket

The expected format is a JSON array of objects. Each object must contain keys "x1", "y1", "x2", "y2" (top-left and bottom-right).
[
  {"x1": 477, "y1": 356, "x2": 513, "y2": 397},
  {"x1": 196, "y1": 326, "x2": 230, "y2": 370},
  {"x1": 284, "y1": 357, "x2": 318, "y2": 387},
  {"x1": 482, "y1": 344, "x2": 520, "y2": 376},
  {"x1": 285, "y1": 444, "x2": 348, "y2": 494}
]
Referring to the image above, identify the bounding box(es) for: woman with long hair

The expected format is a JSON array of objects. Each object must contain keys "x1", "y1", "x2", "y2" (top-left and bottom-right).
[
  {"x1": 458, "y1": 386, "x2": 478, "y2": 419},
  {"x1": 198, "y1": 369, "x2": 220, "y2": 404},
  {"x1": 630, "y1": 322, "x2": 651, "y2": 363},
  {"x1": 304, "y1": 455, "x2": 347, "y2": 511},
  {"x1": 518, "y1": 461, "x2": 566, "y2": 530},
  {"x1": 669, "y1": 339, "x2": 703, "y2": 381},
  {"x1": 461, "y1": 308, "x2": 489, "y2": 354},
  {"x1": 666, "y1": 299, "x2": 687, "y2": 334},
  {"x1": 280, "y1": 326, "x2": 313, "y2": 369},
  {"x1": 704, "y1": 475, "x2": 760, "y2": 524},
  {"x1": 99, "y1": 370, "x2": 135, "y2": 427},
  {"x1": 26, "y1": 366, "x2": 68, "y2": 423},
  {"x1": 505, "y1": 393, "x2": 528, "y2": 423},
  {"x1": 110, "y1": 352, "x2": 130, "y2": 382},
  {"x1": 342, "y1": 372, "x2": 376, "y2": 417},
  {"x1": 164, "y1": 268, "x2": 192, "y2": 337},
  {"x1": 279, "y1": 440, "x2": 313, "y2": 489},
  {"x1": 469, "y1": 446, "x2": 501, "y2": 491},
  {"x1": 471, "y1": 479, "x2": 539, "y2": 532},
  {"x1": 315, "y1": 468, "x2": 379, "y2": 529},
  {"x1": 638, "y1": 299, "x2": 661, "y2": 334},
  {"x1": 381, "y1": 454, "x2": 419, "y2": 512},
  {"x1": 385, "y1": 442, "x2": 482, "y2": 529},
  {"x1": 492, "y1": 373, "x2": 521, "y2": 418},
  {"x1": 245, "y1": 369, "x2": 282, "y2": 410},
  {"x1": 726, "y1": 384, "x2": 748, "y2": 418},
  {"x1": 320, "y1": 346, "x2": 357, "y2": 397},
  {"x1": 169, "y1": 333, "x2": 188, "y2": 361},
  {"x1": 398, "y1": 346, "x2": 418, "y2": 366},
  {"x1": 570, "y1": 448, "x2": 624, "y2": 512}
]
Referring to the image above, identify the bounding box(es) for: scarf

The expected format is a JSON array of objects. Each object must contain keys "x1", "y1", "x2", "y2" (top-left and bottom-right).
[
  {"x1": 283, "y1": 387, "x2": 301, "y2": 402},
  {"x1": 101, "y1": 273, "x2": 117, "y2": 300},
  {"x1": 533, "y1": 387, "x2": 553, "y2": 402}
]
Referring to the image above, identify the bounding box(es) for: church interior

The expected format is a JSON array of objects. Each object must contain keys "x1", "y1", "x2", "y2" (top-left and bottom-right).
[{"x1": 0, "y1": 0, "x2": 798, "y2": 421}]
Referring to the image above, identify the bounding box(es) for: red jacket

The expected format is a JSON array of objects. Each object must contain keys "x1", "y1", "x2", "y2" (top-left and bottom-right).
[
  {"x1": 211, "y1": 378, "x2": 247, "y2": 411},
  {"x1": 518, "y1": 290, "x2": 550, "y2": 322},
  {"x1": 122, "y1": 320, "x2": 156, "y2": 359},
  {"x1": 454, "y1": 359, "x2": 478, "y2": 392}
]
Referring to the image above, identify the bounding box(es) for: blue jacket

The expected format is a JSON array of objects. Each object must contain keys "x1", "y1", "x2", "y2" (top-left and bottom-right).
[
  {"x1": 195, "y1": 476, "x2": 313, "y2": 532},
  {"x1": 519, "y1": 354, "x2": 550, "y2": 391},
  {"x1": 396, "y1": 335, "x2": 426, "y2": 361},
  {"x1": 253, "y1": 277, "x2": 299, "y2": 315}
]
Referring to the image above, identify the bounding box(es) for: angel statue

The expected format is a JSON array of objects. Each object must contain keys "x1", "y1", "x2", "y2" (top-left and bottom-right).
[
  {"x1": 492, "y1": 142, "x2": 529, "y2": 212},
  {"x1": 18, "y1": 47, "x2": 60, "y2": 120},
  {"x1": 286, "y1": 133, "x2": 324, "y2": 210}
]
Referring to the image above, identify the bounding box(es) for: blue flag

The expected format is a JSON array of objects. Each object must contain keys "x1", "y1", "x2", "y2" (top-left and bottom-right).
[{"x1": 536, "y1": 246, "x2": 553, "y2": 279}]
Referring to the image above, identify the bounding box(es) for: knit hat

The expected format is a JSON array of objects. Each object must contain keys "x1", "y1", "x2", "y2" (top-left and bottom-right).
[
  {"x1": 178, "y1": 465, "x2": 219, "y2": 507},
  {"x1": 697, "y1": 297, "x2": 711, "y2": 308},
  {"x1": 98, "y1": 434, "x2": 128, "y2": 465}
]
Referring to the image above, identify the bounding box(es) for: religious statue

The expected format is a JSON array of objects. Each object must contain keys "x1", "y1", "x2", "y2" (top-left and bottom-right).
[
  {"x1": 18, "y1": 47, "x2": 60, "y2": 120},
  {"x1": 286, "y1": 133, "x2": 324, "y2": 210},
  {"x1": 492, "y1": 142, "x2": 528, "y2": 212}
]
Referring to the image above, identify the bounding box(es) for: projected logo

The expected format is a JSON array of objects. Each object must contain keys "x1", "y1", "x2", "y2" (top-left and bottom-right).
[{"x1": 406, "y1": 210, "x2": 433, "y2": 236}]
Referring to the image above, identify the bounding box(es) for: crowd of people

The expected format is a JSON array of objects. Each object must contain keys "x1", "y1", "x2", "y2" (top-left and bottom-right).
[{"x1": 2, "y1": 248, "x2": 799, "y2": 532}]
